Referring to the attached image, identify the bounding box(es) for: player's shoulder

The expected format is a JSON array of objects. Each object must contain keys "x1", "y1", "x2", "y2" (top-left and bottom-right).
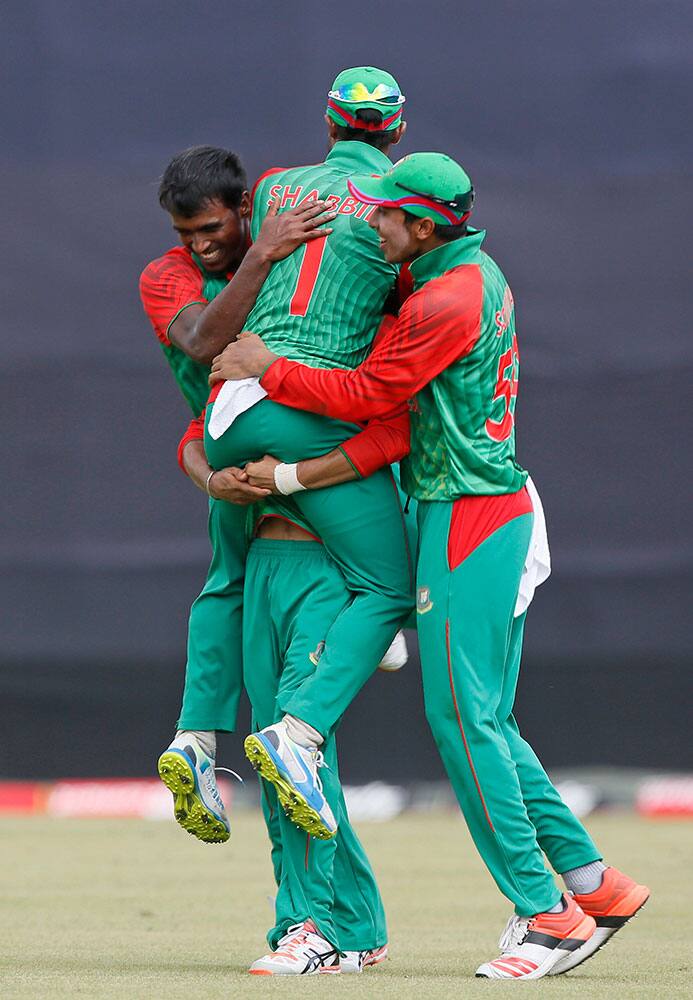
[
  {"x1": 403, "y1": 264, "x2": 483, "y2": 320},
  {"x1": 250, "y1": 166, "x2": 288, "y2": 203},
  {"x1": 139, "y1": 246, "x2": 197, "y2": 289},
  {"x1": 250, "y1": 161, "x2": 325, "y2": 200}
]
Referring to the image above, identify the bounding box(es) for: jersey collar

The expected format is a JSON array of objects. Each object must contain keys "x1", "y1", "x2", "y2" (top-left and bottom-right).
[
  {"x1": 325, "y1": 140, "x2": 392, "y2": 174},
  {"x1": 409, "y1": 229, "x2": 486, "y2": 290}
]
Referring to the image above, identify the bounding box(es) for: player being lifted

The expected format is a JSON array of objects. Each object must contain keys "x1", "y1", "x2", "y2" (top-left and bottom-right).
[
  {"x1": 196, "y1": 67, "x2": 416, "y2": 839},
  {"x1": 211, "y1": 152, "x2": 651, "y2": 981}
]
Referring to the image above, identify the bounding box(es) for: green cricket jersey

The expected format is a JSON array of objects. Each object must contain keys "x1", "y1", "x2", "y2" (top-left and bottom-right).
[
  {"x1": 247, "y1": 142, "x2": 398, "y2": 370},
  {"x1": 402, "y1": 234, "x2": 527, "y2": 498}
]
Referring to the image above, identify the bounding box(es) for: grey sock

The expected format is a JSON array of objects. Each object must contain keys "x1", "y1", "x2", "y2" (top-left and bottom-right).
[
  {"x1": 547, "y1": 897, "x2": 566, "y2": 914},
  {"x1": 562, "y1": 860, "x2": 606, "y2": 896},
  {"x1": 283, "y1": 714, "x2": 323, "y2": 749},
  {"x1": 175, "y1": 729, "x2": 216, "y2": 760}
]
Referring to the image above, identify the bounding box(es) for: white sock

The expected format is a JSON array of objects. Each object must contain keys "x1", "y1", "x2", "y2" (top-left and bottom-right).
[
  {"x1": 282, "y1": 714, "x2": 323, "y2": 749},
  {"x1": 175, "y1": 729, "x2": 216, "y2": 760}
]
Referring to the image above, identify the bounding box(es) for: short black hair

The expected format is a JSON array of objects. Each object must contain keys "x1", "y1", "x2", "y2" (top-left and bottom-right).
[
  {"x1": 403, "y1": 209, "x2": 469, "y2": 241},
  {"x1": 158, "y1": 146, "x2": 247, "y2": 217},
  {"x1": 332, "y1": 108, "x2": 395, "y2": 153}
]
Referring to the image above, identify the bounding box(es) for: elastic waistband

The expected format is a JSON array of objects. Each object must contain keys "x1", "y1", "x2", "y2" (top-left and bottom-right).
[{"x1": 248, "y1": 539, "x2": 327, "y2": 558}]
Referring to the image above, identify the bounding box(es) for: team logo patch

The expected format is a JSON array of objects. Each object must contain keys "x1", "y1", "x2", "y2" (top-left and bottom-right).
[
  {"x1": 416, "y1": 586, "x2": 433, "y2": 615},
  {"x1": 309, "y1": 640, "x2": 326, "y2": 665}
]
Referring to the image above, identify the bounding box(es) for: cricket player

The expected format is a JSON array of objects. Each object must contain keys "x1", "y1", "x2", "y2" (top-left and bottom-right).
[
  {"x1": 210, "y1": 152, "x2": 651, "y2": 980},
  {"x1": 243, "y1": 520, "x2": 389, "y2": 974},
  {"x1": 197, "y1": 67, "x2": 417, "y2": 838},
  {"x1": 140, "y1": 145, "x2": 406, "y2": 971},
  {"x1": 140, "y1": 146, "x2": 342, "y2": 842}
]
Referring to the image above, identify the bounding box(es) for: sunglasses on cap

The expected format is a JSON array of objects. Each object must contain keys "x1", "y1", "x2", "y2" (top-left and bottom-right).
[
  {"x1": 328, "y1": 82, "x2": 405, "y2": 105},
  {"x1": 395, "y1": 182, "x2": 474, "y2": 213}
]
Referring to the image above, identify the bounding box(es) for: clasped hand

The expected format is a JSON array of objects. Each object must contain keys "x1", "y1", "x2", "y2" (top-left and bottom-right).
[{"x1": 209, "y1": 332, "x2": 277, "y2": 384}]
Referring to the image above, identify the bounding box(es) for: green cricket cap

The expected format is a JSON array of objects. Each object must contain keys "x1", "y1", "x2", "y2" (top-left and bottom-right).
[
  {"x1": 326, "y1": 65, "x2": 405, "y2": 132},
  {"x1": 347, "y1": 152, "x2": 474, "y2": 225}
]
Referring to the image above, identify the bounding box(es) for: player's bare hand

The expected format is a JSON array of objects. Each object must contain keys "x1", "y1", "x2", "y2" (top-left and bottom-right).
[
  {"x1": 245, "y1": 455, "x2": 282, "y2": 493},
  {"x1": 253, "y1": 197, "x2": 336, "y2": 263},
  {"x1": 209, "y1": 333, "x2": 277, "y2": 382},
  {"x1": 207, "y1": 466, "x2": 271, "y2": 505}
]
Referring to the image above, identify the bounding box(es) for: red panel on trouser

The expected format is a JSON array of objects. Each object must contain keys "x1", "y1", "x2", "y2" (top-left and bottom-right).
[
  {"x1": 445, "y1": 619, "x2": 495, "y2": 832},
  {"x1": 447, "y1": 487, "x2": 532, "y2": 571}
]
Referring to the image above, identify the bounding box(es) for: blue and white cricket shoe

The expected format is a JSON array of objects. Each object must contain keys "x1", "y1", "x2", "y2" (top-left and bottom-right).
[
  {"x1": 157, "y1": 734, "x2": 231, "y2": 844},
  {"x1": 244, "y1": 722, "x2": 337, "y2": 840}
]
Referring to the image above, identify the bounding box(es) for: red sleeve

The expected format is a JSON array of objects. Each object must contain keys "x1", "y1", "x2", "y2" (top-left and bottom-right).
[
  {"x1": 340, "y1": 406, "x2": 411, "y2": 478},
  {"x1": 177, "y1": 413, "x2": 205, "y2": 474},
  {"x1": 139, "y1": 248, "x2": 207, "y2": 346},
  {"x1": 261, "y1": 264, "x2": 484, "y2": 421}
]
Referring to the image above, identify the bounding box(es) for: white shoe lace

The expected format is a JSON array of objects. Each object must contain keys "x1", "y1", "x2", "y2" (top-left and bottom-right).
[
  {"x1": 198, "y1": 765, "x2": 242, "y2": 809},
  {"x1": 215, "y1": 765, "x2": 243, "y2": 783},
  {"x1": 308, "y1": 749, "x2": 327, "y2": 796},
  {"x1": 498, "y1": 914, "x2": 531, "y2": 953},
  {"x1": 275, "y1": 923, "x2": 310, "y2": 955}
]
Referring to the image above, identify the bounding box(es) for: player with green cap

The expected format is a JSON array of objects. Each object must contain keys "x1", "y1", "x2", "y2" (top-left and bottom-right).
[
  {"x1": 326, "y1": 66, "x2": 406, "y2": 133},
  {"x1": 166, "y1": 67, "x2": 419, "y2": 974},
  {"x1": 195, "y1": 65, "x2": 416, "y2": 835},
  {"x1": 209, "y1": 150, "x2": 651, "y2": 981}
]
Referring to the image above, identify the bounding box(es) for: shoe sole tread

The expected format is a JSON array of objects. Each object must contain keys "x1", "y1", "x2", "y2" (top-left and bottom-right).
[
  {"x1": 244, "y1": 735, "x2": 336, "y2": 841},
  {"x1": 157, "y1": 751, "x2": 229, "y2": 844}
]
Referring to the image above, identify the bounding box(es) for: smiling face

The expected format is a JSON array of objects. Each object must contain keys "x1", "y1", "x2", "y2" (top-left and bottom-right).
[
  {"x1": 369, "y1": 205, "x2": 424, "y2": 263},
  {"x1": 170, "y1": 194, "x2": 250, "y2": 273}
]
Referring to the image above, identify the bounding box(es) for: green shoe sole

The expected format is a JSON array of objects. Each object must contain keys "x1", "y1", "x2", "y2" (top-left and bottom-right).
[
  {"x1": 244, "y1": 735, "x2": 336, "y2": 841},
  {"x1": 157, "y1": 751, "x2": 229, "y2": 844}
]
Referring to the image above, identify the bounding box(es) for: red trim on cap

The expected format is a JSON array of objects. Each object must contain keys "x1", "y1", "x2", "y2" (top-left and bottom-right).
[
  {"x1": 347, "y1": 179, "x2": 469, "y2": 224},
  {"x1": 326, "y1": 99, "x2": 400, "y2": 131}
]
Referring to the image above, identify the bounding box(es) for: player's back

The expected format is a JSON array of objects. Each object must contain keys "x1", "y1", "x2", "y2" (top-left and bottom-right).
[{"x1": 247, "y1": 141, "x2": 397, "y2": 371}]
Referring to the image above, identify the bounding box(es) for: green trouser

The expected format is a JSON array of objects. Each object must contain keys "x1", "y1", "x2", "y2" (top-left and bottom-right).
[
  {"x1": 177, "y1": 497, "x2": 248, "y2": 731},
  {"x1": 416, "y1": 501, "x2": 600, "y2": 917},
  {"x1": 205, "y1": 400, "x2": 414, "y2": 738},
  {"x1": 244, "y1": 539, "x2": 387, "y2": 952}
]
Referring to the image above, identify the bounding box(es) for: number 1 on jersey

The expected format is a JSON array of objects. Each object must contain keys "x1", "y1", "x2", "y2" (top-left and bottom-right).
[{"x1": 289, "y1": 239, "x2": 328, "y2": 317}]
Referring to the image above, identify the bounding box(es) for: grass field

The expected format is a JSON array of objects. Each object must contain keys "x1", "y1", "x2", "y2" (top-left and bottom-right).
[{"x1": 0, "y1": 810, "x2": 690, "y2": 999}]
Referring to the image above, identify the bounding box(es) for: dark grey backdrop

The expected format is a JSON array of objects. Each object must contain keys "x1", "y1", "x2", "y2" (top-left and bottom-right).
[{"x1": 3, "y1": 1, "x2": 691, "y2": 780}]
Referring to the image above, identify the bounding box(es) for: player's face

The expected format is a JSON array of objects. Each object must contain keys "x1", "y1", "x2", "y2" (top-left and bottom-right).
[
  {"x1": 171, "y1": 195, "x2": 250, "y2": 273},
  {"x1": 369, "y1": 206, "x2": 419, "y2": 263}
]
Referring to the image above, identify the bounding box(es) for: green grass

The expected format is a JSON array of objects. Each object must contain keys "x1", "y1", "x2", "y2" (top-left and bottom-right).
[{"x1": 0, "y1": 811, "x2": 690, "y2": 999}]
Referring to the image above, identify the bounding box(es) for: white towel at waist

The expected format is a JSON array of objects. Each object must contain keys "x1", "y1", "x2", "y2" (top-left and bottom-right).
[
  {"x1": 207, "y1": 377, "x2": 268, "y2": 440},
  {"x1": 514, "y1": 475, "x2": 551, "y2": 617}
]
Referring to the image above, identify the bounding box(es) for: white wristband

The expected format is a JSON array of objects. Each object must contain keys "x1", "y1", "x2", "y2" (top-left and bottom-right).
[
  {"x1": 274, "y1": 462, "x2": 307, "y2": 495},
  {"x1": 205, "y1": 470, "x2": 217, "y2": 497}
]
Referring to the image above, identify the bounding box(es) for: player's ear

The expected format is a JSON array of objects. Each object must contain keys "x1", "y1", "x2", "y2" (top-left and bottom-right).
[
  {"x1": 325, "y1": 115, "x2": 339, "y2": 146},
  {"x1": 239, "y1": 190, "x2": 251, "y2": 217},
  {"x1": 390, "y1": 121, "x2": 406, "y2": 145},
  {"x1": 417, "y1": 216, "x2": 435, "y2": 240}
]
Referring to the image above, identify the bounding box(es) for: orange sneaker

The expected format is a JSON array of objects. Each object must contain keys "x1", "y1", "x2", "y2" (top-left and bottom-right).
[
  {"x1": 475, "y1": 894, "x2": 596, "y2": 980},
  {"x1": 550, "y1": 866, "x2": 650, "y2": 975}
]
